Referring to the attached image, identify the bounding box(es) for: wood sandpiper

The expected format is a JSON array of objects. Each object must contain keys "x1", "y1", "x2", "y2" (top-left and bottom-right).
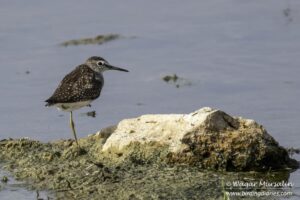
[{"x1": 45, "y1": 56, "x2": 129, "y2": 147}]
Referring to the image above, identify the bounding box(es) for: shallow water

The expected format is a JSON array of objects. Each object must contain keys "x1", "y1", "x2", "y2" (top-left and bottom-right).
[
  {"x1": 0, "y1": 0, "x2": 299, "y2": 198},
  {"x1": 0, "y1": 170, "x2": 50, "y2": 200}
]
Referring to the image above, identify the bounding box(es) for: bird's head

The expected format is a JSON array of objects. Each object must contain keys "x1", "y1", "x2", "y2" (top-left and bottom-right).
[{"x1": 86, "y1": 56, "x2": 129, "y2": 73}]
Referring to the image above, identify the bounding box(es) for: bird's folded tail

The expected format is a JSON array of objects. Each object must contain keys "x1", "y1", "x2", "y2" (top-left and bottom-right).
[{"x1": 45, "y1": 99, "x2": 55, "y2": 107}]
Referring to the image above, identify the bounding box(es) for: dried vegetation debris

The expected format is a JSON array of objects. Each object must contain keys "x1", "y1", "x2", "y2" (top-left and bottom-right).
[
  {"x1": 60, "y1": 34, "x2": 120, "y2": 47},
  {"x1": 162, "y1": 74, "x2": 192, "y2": 88}
]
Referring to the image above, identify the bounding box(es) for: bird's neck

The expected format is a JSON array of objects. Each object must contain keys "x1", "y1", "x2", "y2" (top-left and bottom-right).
[
  {"x1": 95, "y1": 72, "x2": 104, "y2": 83},
  {"x1": 88, "y1": 65, "x2": 102, "y2": 73}
]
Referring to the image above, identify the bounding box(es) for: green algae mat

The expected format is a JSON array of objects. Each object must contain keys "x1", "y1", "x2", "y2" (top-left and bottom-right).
[{"x1": 0, "y1": 135, "x2": 295, "y2": 200}]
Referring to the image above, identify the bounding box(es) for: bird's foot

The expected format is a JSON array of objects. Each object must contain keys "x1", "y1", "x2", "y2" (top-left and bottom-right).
[
  {"x1": 77, "y1": 147, "x2": 87, "y2": 155},
  {"x1": 72, "y1": 142, "x2": 87, "y2": 155}
]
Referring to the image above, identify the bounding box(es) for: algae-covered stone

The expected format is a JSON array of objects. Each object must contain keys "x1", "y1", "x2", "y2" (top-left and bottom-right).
[{"x1": 102, "y1": 107, "x2": 298, "y2": 171}]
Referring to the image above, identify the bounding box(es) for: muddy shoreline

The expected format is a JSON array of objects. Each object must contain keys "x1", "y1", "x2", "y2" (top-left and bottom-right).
[
  {"x1": 0, "y1": 137, "x2": 296, "y2": 200},
  {"x1": 0, "y1": 108, "x2": 298, "y2": 199}
]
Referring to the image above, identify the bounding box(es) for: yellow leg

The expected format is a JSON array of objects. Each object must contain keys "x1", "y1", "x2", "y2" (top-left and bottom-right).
[{"x1": 70, "y1": 111, "x2": 79, "y2": 147}]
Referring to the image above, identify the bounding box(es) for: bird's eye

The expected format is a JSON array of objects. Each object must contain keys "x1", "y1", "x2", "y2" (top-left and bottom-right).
[{"x1": 97, "y1": 61, "x2": 105, "y2": 66}]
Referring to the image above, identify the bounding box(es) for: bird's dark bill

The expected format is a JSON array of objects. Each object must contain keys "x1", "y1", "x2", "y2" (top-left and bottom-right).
[{"x1": 107, "y1": 64, "x2": 129, "y2": 72}]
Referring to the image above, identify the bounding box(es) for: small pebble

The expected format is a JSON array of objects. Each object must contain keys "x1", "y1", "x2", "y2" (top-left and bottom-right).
[{"x1": 1, "y1": 176, "x2": 8, "y2": 183}]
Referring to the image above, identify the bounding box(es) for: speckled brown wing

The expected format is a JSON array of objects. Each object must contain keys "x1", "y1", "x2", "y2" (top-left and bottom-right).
[{"x1": 45, "y1": 64, "x2": 103, "y2": 105}]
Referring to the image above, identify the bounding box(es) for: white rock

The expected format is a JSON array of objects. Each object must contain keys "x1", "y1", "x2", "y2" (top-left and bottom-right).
[
  {"x1": 103, "y1": 107, "x2": 232, "y2": 152},
  {"x1": 100, "y1": 107, "x2": 298, "y2": 171}
]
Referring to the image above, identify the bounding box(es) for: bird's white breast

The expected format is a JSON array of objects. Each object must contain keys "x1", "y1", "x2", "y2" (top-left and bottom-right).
[{"x1": 55, "y1": 100, "x2": 92, "y2": 112}]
